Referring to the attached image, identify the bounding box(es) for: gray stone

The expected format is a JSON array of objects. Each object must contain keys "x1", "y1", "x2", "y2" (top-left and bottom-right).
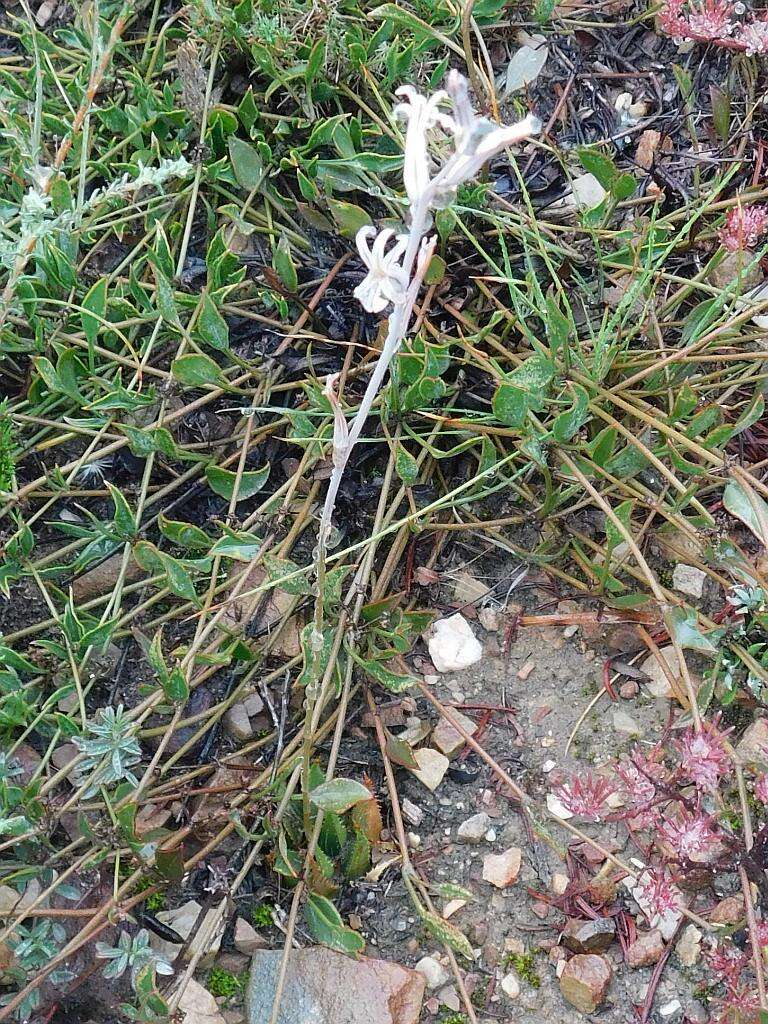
[
  {"x1": 223, "y1": 703, "x2": 253, "y2": 742},
  {"x1": 561, "y1": 917, "x2": 616, "y2": 954},
  {"x1": 457, "y1": 812, "x2": 491, "y2": 844},
  {"x1": 246, "y1": 947, "x2": 425, "y2": 1024}
]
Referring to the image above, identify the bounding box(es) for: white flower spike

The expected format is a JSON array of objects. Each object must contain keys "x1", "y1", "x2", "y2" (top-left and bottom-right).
[
  {"x1": 353, "y1": 226, "x2": 409, "y2": 313},
  {"x1": 318, "y1": 73, "x2": 539, "y2": 553}
]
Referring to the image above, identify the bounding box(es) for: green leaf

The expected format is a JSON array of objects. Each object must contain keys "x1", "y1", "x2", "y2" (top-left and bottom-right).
[
  {"x1": 710, "y1": 84, "x2": 731, "y2": 143},
  {"x1": 667, "y1": 606, "x2": 718, "y2": 656},
  {"x1": 395, "y1": 444, "x2": 419, "y2": 484},
  {"x1": 385, "y1": 730, "x2": 418, "y2": 770},
  {"x1": 352, "y1": 652, "x2": 418, "y2": 693},
  {"x1": 0, "y1": 646, "x2": 37, "y2": 674},
  {"x1": 205, "y1": 463, "x2": 270, "y2": 502},
  {"x1": 341, "y1": 831, "x2": 371, "y2": 879},
  {"x1": 81, "y1": 278, "x2": 108, "y2": 345},
  {"x1": 304, "y1": 894, "x2": 365, "y2": 955},
  {"x1": 155, "y1": 845, "x2": 185, "y2": 881},
  {"x1": 197, "y1": 294, "x2": 230, "y2": 351},
  {"x1": 228, "y1": 136, "x2": 263, "y2": 190},
  {"x1": 158, "y1": 515, "x2": 210, "y2": 551},
  {"x1": 605, "y1": 498, "x2": 633, "y2": 550},
  {"x1": 723, "y1": 479, "x2": 768, "y2": 545},
  {"x1": 327, "y1": 198, "x2": 372, "y2": 237},
  {"x1": 264, "y1": 553, "x2": 311, "y2": 594},
  {"x1": 427, "y1": 882, "x2": 476, "y2": 902},
  {"x1": 552, "y1": 385, "x2": 590, "y2": 442},
  {"x1": 107, "y1": 483, "x2": 137, "y2": 541},
  {"x1": 163, "y1": 666, "x2": 190, "y2": 703},
  {"x1": 578, "y1": 146, "x2": 619, "y2": 190},
  {"x1": 273, "y1": 236, "x2": 298, "y2": 292},
  {"x1": 423, "y1": 253, "x2": 446, "y2": 285},
  {"x1": 509, "y1": 354, "x2": 554, "y2": 391},
  {"x1": 209, "y1": 528, "x2": 262, "y2": 560},
  {"x1": 492, "y1": 383, "x2": 528, "y2": 427},
  {"x1": 421, "y1": 909, "x2": 475, "y2": 960},
  {"x1": 153, "y1": 267, "x2": 181, "y2": 328},
  {"x1": 545, "y1": 293, "x2": 571, "y2": 356},
  {"x1": 318, "y1": 812, "x2": 347, "y2": 857},
  {"x1": 171, "y1": 353, "x2": 224, "y2": 387},
  {"x1": 310, "y1": 778, "x2": 373, "y2": 814}
]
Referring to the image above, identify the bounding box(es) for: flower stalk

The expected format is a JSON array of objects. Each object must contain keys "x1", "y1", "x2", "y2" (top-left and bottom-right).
[{"x1": 317, "y1": 72, "x2": 540, "y2": 560}]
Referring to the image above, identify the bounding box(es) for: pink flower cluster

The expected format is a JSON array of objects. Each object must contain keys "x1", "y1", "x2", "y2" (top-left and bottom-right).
[
  {"x1": 674, "y1": 715, "x2": 732, "y2": 792},
  {"x1": 659, "y1": 0, "x2": 768, "y2": 52},
  {"x1": 719, "y1": 205, "x2": 768, "y2": 252},
  {"x1": 552, "y1": 770, "x2": 615, "y2": 822}
]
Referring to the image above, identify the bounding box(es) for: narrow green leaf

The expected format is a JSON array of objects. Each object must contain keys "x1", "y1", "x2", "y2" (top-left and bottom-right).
[
  {"x1": 273, "y1": 236, "x2": 298, "y2": 292},
  {"x1": 197, "y1": 294, "x2": 230, "y2": 351},
  {"x1": 81, "y1": 278, "x2": 108, "y2": 345}
]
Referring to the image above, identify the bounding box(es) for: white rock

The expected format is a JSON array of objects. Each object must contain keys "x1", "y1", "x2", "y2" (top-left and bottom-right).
[
  {"x1": 660, "y1": 1000, "x2": 682, "y2": 1018},
  {"x1": 736, "y1": 279, "x2": 768, "y2": 331},
  {"x1": 177, "y1": 978, "x2": 226, "y2": 1024},
  {"x1": 457, "y1": 812, "x2": 492, "y2": 844},
  {"x1": 243, "y1": 692, "x2": 264, "y2": 717},
  {"x1": 501, "y1": 973, "x2": 521, "y2": 999},
  {"x1": 415, "y1": 955, "x2": 450, "y2": 990},
  {"x1": 566, "y1": 173, "x2": 607, "y2": 210},
  {"x1": 639, "y1": 646, "x2": 684, "y2": 699},
  {"x1": 672, "y1": 563, "x2": 706, "y2": 599},
  {"x1": 402, "y1": 798, "x2": 424, "y2": 827},
  {"x1": 485, "y1": 828, "x2": 497, "y2": 843},
  {"x1": 153, "y1": 901, "x2": 223, "y2": 963},
  {"x1": 546, "y1": 792, "x2": 573, "y2": 820},
  {"x1": 223, "y1": 703, "x2": 253, "y2": 742},
  {"x1": 551, "y1": 873, "x2": 570, "y2": 896},
  {"x1": 410, "y1": 748, "x2": 449, "y2": 792},
  {"x1": 478, "y1": 606, "x2": 500, "y2": 632},
  {"x1": 676, "y1": 924, "x2": 702, "y2": 967},
  {"x1": 623, "y1": 870, "x2": 683, "y2": 940},
  {"x1": 398, "y1": 717, "x2": 431, "y2": 746},
  {"x1": 502, "y1": 39, "x2": 548, "y2": 94},
  {"x1": 426, "y1": 614, "x2": 482, "y2": 673}
]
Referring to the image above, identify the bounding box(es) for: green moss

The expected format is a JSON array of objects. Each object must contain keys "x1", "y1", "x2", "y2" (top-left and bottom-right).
[
  {"x1": 145, "y1": 890, "x2": 166, "y2": 912},
  {"x1": 503, "y1": 950, "x2": 541, "y2": 988},
  {"x1": 250, "y1": 903, "x2": 274, "y2": 928},
  {"x1": 439, "y1": 1014, "x2": 468, "y2": 1024},
  {"x1": 207, "y1": 967, "x2": 245, "y2": 998}
]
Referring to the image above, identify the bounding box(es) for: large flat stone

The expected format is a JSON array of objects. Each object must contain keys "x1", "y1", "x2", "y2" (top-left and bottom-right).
[{"x1": 247, "y1": 947, "x2": 425, "y2": 1024}]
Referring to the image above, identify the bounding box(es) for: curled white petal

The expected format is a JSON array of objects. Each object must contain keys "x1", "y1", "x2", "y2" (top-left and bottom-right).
[{"x1": 353, "y1": 226, "x2": 410, "y2": 313}]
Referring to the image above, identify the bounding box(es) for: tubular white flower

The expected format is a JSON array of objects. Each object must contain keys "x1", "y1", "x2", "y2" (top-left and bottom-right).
[
  {"x1": 353, "y1": 226, "x2": 409, "y2": 313},
  {"x1": 394, "y1": 85, "x2": 454, "y2": 207},
  {"x1": 430, "y1": 71, "x2": 541, "y2": 207}
]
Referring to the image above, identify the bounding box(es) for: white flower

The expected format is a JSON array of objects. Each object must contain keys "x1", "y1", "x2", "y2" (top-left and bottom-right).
[
  {"x1": 353, "y1": 227, "x2": 409, "y2": 313},
  {"x1": 394, "y1": 85, "x2": 455, "y2": 207},
  {"x1": 393, "y1": 71, "x2": 541, "y2": 214},
  {"x1": 431, "y1": 71, "x2": 541, "y2": 208}
]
